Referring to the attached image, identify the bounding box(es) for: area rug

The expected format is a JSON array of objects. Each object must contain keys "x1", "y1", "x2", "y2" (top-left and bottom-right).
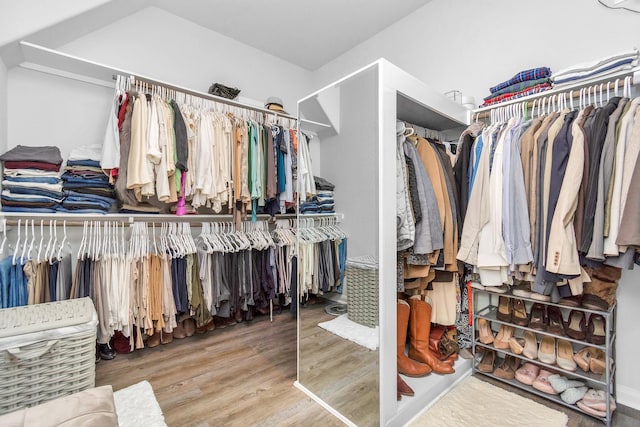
[
  {"x1": 318, "y1": 314, "x2": 378, "y2": 350},
  {"x1": 409, "y1": 376, "x2": 568, "y2": 427},
  {"x1": 113, "y1": 380, "x2": 167, "y2": 427}
]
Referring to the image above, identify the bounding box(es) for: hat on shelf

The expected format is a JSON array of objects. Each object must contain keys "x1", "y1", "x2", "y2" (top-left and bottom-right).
[{"x1": 265, "y1": 96, "x2": 288, "y2": 115}]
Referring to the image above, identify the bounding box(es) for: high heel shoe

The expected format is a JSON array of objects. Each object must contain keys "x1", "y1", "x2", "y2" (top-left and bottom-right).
[
  {"x1": 523, "y1": 330, "x2": 538, "y2": 360},
  {"x1": 494, "y1": 354, "x2": 520, "y2": 380},
  {"x1": 512, "y1": 299, "x2": 529, "y2": 326},
  {"x1": 494, "y1": 325, "x2": 515, "y2": 350},
  {"x1": 556, "y1": 339, "x2": 577, "y2": 372},
  {"x1": 529, "y1": 303, "x2": 548, "y2": 331},
  {"x1": 565, "y1": 310, "x2": 586, "y2": 340},
  {"x1": 477, "y1": 318, "x2": 495, "y2": 344},
  {"x1": 586, "y1": 314, "x2": 606, "y2": 345},
  {"x1": 477, "y1": 349, "x2": 496, "y2": 373},
  {"x1": 496, "y1": 296, "x2": 512, "y2": 322},
  {"x1": 547, "y1": 306, "x2": 565, "y2": 335},
  {"x1": 538, "y1": 335, "x2": 556, "y2": 365}
]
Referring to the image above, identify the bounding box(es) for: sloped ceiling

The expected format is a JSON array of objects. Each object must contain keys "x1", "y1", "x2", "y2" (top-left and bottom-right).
[
  {"x1": 153, "y1": 0, "x2": 434, "y2": 70},
  {"x1": 0, "y1": 0, "x2": 433, "y2": 71}
]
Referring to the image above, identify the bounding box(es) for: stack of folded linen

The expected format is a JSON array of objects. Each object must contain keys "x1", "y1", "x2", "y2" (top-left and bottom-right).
[
  {"x1": 300, "y1": 176, "x2": 337, "y2": 215},
  {"x1": 0, "y1": 145, "x2": 64, "y2": 213},
  {"x1": 316, "y1": 191, "x2": 335, "y2": 213},
  {"x1": 482, "y1": 67, "x2": 552, "y2": 107},
  {"x1": 60, "y1": 146, "x2": 117, "y2": 214},
  {"x1": 552, "y1": 49, "x2": 639, "y2": 87}
]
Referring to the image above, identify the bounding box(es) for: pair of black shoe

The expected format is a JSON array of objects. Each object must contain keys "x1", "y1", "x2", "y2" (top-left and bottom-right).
[{"x1": 95, "y1": 343, "x2": 116, "y2": 362}]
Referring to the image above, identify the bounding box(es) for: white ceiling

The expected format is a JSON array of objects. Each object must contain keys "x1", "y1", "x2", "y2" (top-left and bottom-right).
[
  {"x1": 152, "y1": 0, "x2": 433, "y2": 70},
  {"x1": 1, "y1": 0, "x2": 433, "y2": 70}
]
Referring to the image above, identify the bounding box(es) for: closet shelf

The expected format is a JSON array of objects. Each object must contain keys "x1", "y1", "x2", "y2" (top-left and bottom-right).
[
  {"x1": 475, "y1": 307, "x2": 613, "y2": 350},
  {"x1": 18, "y1": 41, "x2": 298, "y2": 121},
  {"x1": 472, "y1": 64, "x2": 640, "y2": 118},
  {"x1": 477, "y1": 291, "x2": 616, "y2": 316},
  {"x1": 474, "y1": 342, "x2": 612, "y2": 385}
]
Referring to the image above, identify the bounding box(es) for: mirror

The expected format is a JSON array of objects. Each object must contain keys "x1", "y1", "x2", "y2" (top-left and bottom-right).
[{"x1": 297, "y1": 64, "x2": 380, "y2": 426}]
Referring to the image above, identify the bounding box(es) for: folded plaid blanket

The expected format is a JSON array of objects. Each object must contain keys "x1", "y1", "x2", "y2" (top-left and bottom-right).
[
  {"x1": 489, "y1": 67, "x2": 551, "y2": 93},
  {"x1": 484, "y1": 77, "x2": 551, "y2": 101}
]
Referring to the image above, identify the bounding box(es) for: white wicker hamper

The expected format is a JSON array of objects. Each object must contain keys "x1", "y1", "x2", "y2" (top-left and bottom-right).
[
  {"x1": 0, "y1": 298, "x2": 98, "y2": 415},
  {"x1": 346, "y1": 255, "x2": 379, "y2": 328}
]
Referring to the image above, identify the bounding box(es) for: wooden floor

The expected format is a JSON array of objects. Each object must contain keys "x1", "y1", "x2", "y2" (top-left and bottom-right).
[
  {"x1": 96, "y1": 308, "x2": 344, "y2": 427},
  {"x1": 96, "y1": 300, "x2": 639, "y2": 427},
  {"x1": 299, "y1": 302, "x2": 378, "y2": 426}
]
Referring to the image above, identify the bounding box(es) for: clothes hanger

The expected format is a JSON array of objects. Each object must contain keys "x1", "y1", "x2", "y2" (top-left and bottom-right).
[
  {"x1": 20, "y1": 220, "x2": 30, "y2": 263},
  {"x1": 0, "y1": 218, "x2": 6, "y2": 256},
  {"x1": 12, "y1": 219, "x2": 21, "y2": 265},
  {"x1": 77, "y1": 221, "x2": 87, "y2": 260},
  {"x1": 26, "y1": 220, "x2": 36, "y2": 261}
]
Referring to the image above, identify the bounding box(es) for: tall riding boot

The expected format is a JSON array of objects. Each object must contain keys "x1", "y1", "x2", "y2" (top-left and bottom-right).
[
  {"x1": 397, "y1": 299, "x2": 431, "y2": 377},
  {"x1": 408, "y1": 296, "x2": 455, "y2": 374}
]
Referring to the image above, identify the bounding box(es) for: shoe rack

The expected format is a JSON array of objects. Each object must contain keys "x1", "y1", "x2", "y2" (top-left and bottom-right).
[{"x1": 472, "y1": 288, "x2": 617, "y2": 426}]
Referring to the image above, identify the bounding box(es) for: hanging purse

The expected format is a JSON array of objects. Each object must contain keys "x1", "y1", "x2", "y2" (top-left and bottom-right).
[{"x1": 429, "y1": 324, "x2": 459, "y2": 360}]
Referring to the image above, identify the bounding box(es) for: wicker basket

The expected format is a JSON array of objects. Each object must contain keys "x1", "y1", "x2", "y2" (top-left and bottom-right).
[
  {"x1": 346, "y1": 255, "x2": 379, "y2": 328},
  {"x1": 0, "y1": 298, "x2": 98, "y2": 415}
]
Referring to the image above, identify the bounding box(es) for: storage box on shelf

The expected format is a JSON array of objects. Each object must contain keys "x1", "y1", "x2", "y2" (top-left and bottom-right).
[
  {"x1": 472, "y1": 288, "x2": 616, "y2": 426},
  {"x1": 0, "y1": 298, "x2": 98, "y2": 415}
]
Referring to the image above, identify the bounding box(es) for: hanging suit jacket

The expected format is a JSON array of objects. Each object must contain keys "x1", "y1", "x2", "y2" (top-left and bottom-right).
[{"x1": 545, "y1": 109, "x2": 585, "y2": 277}]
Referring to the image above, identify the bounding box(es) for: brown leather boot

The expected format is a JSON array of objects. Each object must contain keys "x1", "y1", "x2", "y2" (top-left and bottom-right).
[
  {"x1": 397, "y1": 374, "x2": 414, "y2": 399},
  {"x1": 146, "y1": 332, "x2": 160, "y2": 348},
  {"x1": 173, "y1": 320, "x2": 186, "y2": 339},
  {"x1": 397, "y1": 300, "x2": 431, "y2": 377},
  {"x1": 161, "y1": 331, "x2": 173, "y2": 345},
  {"x1": 407, "y1": 296, "x2": 455, "y2": 374},
  {"x1": 184, "y1": 318, "x2": 196, "y2": 337}
]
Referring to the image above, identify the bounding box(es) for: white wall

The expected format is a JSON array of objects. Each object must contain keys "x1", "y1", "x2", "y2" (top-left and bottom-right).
[
  {"x1": 310, "y1": 0, "x2": 640, "y2": 410},
  {"x1": 58, "y1": 6, "x2": 312, "y2": 113},
  {"x1": 0, "y1": 0, "x2": 112, "y2": 46},
  {"x1": 0, "y1": 57, "x2": 7, "y2": 154},
  {"x1": 7, "y1": 67, "x2": 113, "y2": 158},
  {"x1": 313, "y1": 0, "x2": 640, "y2": 109}
]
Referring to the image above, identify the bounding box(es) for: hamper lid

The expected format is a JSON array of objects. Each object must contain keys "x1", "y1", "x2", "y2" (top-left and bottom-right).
[
  {"x1": 0, "y1": 298, "x2": 97, "y2": 339},
  {"x1": 347, "y1": 255, "x2": 379, "y2": 269}
]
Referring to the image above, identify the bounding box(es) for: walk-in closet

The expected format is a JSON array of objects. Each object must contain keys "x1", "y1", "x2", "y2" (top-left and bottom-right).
[{"x1": 1, "y1": 1, "x2": 640, "y2": 427}]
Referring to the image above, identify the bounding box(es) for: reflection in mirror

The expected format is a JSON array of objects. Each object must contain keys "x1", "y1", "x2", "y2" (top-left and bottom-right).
[{"x1": 298, "y1": 65, "x2": 380, "y2": 426}]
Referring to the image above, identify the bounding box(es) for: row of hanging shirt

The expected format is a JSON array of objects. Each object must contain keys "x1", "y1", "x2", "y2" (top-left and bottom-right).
[
  {"x1": 396, "y1": 121, "x2": 461, "y2": 294},
  {"x1": 102, "y1": 76, "x2": 315, "y2": 218},
  {"x1": 457, "y1": 76, "x2": 640, "y2": 299},
  {"x1": 0, "y1": 219, "x2": 73, "y2": 309},
  {"x1": 297, "y1": 217, "x2": 348, "y2": 298}
]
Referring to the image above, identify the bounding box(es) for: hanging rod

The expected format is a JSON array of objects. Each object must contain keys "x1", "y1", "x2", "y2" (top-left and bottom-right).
[
  {"x1": 0, "y1": 212, "x2": 343, "y2": 227},
  {"x1": 18, "y1": 41, "x2": 298, "y2": 121},
  {"x1": 123, "y1": 74, "x2": 298, "y2": 121},
  {"x1": 471, "y1": 65, "x2": 640, "y2": 120}
]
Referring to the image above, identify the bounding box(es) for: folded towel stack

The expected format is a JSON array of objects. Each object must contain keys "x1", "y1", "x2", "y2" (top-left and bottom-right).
[
  {"x1": 60, "y1": 146, "x2": 116, "y2": 214},
  {"x1": 301, "y1": 176, "x2": 336, "y2": 215},
  {"x1": 552, "y1": 49, "x2": 639, "y2": 87},
  {"x1": 0, "y1": 145, "x2": 64, "y2": 213}
]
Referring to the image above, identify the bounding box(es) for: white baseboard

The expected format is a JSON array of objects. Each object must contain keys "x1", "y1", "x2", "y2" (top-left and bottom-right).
[{"x1": 617, "y1": 384, "x2": 640, "y2": 411}]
